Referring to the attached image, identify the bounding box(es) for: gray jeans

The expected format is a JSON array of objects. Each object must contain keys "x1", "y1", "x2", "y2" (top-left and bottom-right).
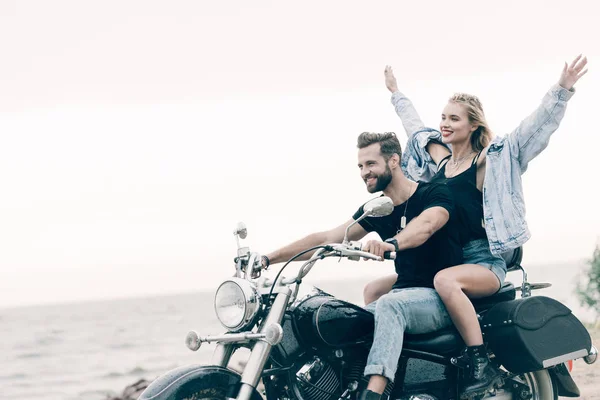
[{"x1": 364, "y1": 287, "x2": 452, "y2": 382}]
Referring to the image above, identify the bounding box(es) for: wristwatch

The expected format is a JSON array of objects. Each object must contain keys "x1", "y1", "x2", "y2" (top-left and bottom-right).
[{"x1": 384, "y1": 238, "x2": 399, "y2": 252}]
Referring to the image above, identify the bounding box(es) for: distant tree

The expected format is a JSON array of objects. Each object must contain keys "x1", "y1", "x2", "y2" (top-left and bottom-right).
[{"x1": 576, "y1": 244, "x2": 600, "y2": 324}]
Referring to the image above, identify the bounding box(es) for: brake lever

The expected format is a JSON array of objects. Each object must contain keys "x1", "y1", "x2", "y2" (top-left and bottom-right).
[
  {"x1": 330, "y1": 245, "x2": 382, "y2": 261},
  {"x1": 346, "y1": 241, "x2": 396, "y2": 260}
]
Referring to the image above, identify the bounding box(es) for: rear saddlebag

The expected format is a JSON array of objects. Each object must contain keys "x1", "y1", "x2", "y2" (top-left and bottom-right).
[{"x1": 481, "y1": 296, "x2": 591, "y2": 374}]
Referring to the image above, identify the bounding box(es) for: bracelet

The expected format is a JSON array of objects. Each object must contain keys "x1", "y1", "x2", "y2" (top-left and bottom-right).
[{"x1": 261, "y1": 255, "x2": 271, "y2": 269}]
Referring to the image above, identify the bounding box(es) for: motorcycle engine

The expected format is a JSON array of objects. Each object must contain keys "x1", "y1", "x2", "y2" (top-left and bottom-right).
[
  {"x1": 294, "y1": 357, "x2": 340, "y2": 400},
  {"x1": 291, "y1": 353, "x2": 392, "y2": 400}
]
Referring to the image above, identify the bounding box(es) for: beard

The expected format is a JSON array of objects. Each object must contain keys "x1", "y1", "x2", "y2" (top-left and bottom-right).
[{"x1": 365, "y1": 165, "x2": 393, "y2": 193}]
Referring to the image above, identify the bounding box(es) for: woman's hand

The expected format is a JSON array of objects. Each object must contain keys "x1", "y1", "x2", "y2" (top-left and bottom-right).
[
  {"x1": 558, "y1": 54, "x2": 588, "y2": 90},
  {"x1": 384, "y1": 65, "x2": 399, "y2": 93}
]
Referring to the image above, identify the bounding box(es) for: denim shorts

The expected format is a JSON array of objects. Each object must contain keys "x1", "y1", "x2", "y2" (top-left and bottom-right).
[{"x1": 463, "y1": 238, "x2": 507, "y2": 288}]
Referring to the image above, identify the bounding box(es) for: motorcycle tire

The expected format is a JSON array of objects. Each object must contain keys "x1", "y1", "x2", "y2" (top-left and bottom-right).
[
  {"x1": 138, "y1": 365, "x2": 263, "y2": 400},
  {"x1": 512, "y1": 369, "x2": 558, "y2": 400}
]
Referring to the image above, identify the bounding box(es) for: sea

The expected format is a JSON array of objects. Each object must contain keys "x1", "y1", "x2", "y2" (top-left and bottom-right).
[{"x1": 1, "y1": 262, "x2": 596, "y2": 400}]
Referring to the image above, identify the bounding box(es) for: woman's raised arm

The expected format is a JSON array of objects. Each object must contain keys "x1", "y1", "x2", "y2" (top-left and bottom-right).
[
  {"x1": 506, "y1": 55, "x2": 588, "y2": 172},
  {"x1": 385, "y1": 65, "x2": 426, "y2": 137}
]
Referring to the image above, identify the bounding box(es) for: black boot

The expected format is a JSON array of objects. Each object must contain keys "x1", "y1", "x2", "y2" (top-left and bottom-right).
[
  {"x1": 358, "y1": 389, "x2": 382, "y2": 400},
  {"x1": 460, "y1": 345, "x2": 502, "y2": 399}
]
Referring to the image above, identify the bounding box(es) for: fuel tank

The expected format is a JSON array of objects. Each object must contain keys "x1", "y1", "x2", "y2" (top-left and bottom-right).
[{"x1": 292, "y1": 292, "x2": 374, "y2": 349}]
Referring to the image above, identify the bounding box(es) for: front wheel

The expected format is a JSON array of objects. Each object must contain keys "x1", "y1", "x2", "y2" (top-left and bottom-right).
[{"x1": 138, "y1": 365, "x2": 263, "y2": 400}]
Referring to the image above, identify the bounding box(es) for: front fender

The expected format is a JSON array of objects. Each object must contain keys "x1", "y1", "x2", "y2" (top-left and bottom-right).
[{"x1": 138, "y1": 365, "x2": 263, "y2": 400}]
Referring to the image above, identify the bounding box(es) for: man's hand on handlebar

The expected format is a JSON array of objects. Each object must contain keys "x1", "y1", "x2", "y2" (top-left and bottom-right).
[{"x1": 362, "y1": 240, "x2": 396, "y2": 261}]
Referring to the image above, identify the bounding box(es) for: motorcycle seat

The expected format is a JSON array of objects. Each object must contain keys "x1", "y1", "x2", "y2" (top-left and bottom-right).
[
  {"x1": 403, "y1": 283, "x2": 516, "y2": 356},
  {"x1": 471, "y1": 282, "x2": 516, "y2": 311},
  {"x1": 404, "y1": 326, "x2": 463, "y2": 356}
]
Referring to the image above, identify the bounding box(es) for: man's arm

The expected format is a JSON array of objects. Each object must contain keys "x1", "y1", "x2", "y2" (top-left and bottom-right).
[
  {"x1": 362, "y1": 207, "x2": 450, "y2": 259},
  {"x1": 395, "y1": 206, "x2": 449, "y2": 249},
  {"x1": 265, "y1": 219, "x2": 368, "y2": 265}
]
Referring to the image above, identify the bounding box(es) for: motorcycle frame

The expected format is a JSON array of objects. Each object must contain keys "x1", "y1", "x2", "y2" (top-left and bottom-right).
[
  {"x1": 140, "y1": 232, "x2": 596, "y2": 400},
  {"x1": 211, "y1": 284, "x2": 292, "y2": 400}
]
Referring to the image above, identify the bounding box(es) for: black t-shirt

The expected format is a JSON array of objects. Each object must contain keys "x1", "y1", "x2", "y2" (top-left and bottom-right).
[
  {"x1": 430, "y1": 156, "x2": 487, "y2": 245},
  {"x1": 352, "y1": 182, "x2": 462, "y2": 290}
]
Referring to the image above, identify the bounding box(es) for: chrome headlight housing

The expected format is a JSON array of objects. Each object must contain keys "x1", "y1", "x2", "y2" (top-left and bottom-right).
[{"x1": 214, "y1": 278, "x2": 262, "y2": 332}]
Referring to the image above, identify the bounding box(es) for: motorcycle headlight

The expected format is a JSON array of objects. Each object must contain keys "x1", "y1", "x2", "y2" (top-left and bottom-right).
[{"x1": 214, "y1": 278, "x2": 261, "y2": 332}]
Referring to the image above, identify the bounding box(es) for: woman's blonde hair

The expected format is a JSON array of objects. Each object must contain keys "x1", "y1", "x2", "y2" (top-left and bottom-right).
[{"x1": 449, "y1": 93, "x2": 493, "y2": 151}]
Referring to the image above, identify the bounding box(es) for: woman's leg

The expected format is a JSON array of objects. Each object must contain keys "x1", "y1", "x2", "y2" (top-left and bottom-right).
[
  {"x1": 363, "y1": 274, "x2": 397, "y2": 305},
  {"x1": 433, "y1": 264, "x2": 499, "y2": 345},
  {"x1": 433, "y1": 263, "x2": 503, "y2": 396}
]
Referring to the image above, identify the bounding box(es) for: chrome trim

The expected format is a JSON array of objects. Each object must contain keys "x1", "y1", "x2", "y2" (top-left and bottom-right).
[
  {"x1": 584, "y1": 345, "x2": 598, "y2": 364},
  {"x1": 263, "y1": 323, "x2": 284, "y2": 346},
  {"x1": 314, "y1": 300, "x2": 333, "y2": 346},
  {"x1": 245, "y1": 253, "x2": 258, "y2": 281},
  {"x1": 185, "y1": 326, "x2": 283, "y2": 348},
  {"x1": 211, "y1": 343, "x2": 234, "y2": 367},
  {"x1": 185, "y1": 331, "x2": 202, "y2": 351},
  {"x1": 237, "y1": 384, "x2": 256, "y2": 400},
  {"x1": 289, "y1": 284, "x2": 325, "y2": 310},
  {"x1": 239, "y1": 288, "x2": 291, "y2": 399},
  {"x1": 343, "y1": 196, "x2": 393, "y2": 243},
  {"x1": 214, "y1": 278, "x2": 262, "y2": 332},
  {"x1": 542, "y1": 349, "x2": 589, "y2": 368},
  {"x1": 296, "y1": 357, "x2": 322, "y2": 382}
]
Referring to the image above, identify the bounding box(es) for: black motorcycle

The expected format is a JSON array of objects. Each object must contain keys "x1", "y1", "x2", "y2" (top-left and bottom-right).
[{"x1": 139, "y1": 196, "x2": 597, "y2": 400}]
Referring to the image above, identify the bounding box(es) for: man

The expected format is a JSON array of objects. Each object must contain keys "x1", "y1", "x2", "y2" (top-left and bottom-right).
[{"x1": 263, "y1": 132, "x2": 462, "y2": 400}]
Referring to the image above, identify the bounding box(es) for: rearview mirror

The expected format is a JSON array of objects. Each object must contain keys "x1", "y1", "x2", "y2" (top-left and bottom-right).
[
  {"x1": 343, "y1": 196, "x2": 394, "y2": 243},
  {"x1": 363, "y1": 196, "x2": 394, "y2": 217},
  {"x1": 234, "y1": 222, "x2": 247, "y2": 239}
]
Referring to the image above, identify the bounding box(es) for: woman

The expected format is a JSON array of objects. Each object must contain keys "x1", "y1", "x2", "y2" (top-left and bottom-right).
[{"x1": 364, "y1": 55, "x2": 588, "y2": 397}]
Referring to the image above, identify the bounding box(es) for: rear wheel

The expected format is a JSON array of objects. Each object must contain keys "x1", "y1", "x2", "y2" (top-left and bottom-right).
[
  {"x1": 521, "y1": 370, "x2": 557, "y2": 400},
  {"x1": 483, "y1": 369, "x2": 557, "y2": 400}
]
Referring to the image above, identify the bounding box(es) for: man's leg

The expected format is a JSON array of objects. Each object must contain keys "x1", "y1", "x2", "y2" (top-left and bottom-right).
[{"x1": 363, "y1": 288, "x2": 453, "y2": 397}]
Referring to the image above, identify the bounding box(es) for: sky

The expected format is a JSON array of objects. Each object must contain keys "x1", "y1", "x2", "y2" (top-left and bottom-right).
[{"x1": 1, "y1": 0, "x2": 599, "y2": 308}]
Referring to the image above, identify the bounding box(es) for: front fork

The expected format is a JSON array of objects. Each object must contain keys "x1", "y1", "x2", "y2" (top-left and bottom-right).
[{"x1": 211, "y1": 286, "x2": 291, "y2": 400}]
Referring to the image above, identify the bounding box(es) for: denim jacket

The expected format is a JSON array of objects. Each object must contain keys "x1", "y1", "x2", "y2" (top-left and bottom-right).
[{"x1": 391, "y1": 84, "x2": 575, "y2": 255}]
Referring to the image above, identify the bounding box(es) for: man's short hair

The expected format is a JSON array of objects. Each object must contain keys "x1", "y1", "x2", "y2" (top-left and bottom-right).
[{"x1": 357, "y1": 132, "x2": 402, "y2": 161}]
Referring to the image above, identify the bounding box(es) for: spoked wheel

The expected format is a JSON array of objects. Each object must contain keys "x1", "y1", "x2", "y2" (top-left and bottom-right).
[
  {"x1": 481, "y1": 369, "x2": 557, "y2": 400},
  {"x1": 138, "y1": 365, "x2": 264, "y2": 400},
  {"x1": 519, "y1": 370, "x2": 557, "y2": 400}
]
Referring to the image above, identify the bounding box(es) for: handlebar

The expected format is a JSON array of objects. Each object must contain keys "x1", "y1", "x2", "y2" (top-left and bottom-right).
[
  {"x1": 263, "y1": 242, "x2": 397, "y2": 287},
  {"x1": 342, "y1": 248, "x2": 395, "y2": 260},
  {"x1": 341, "y1": 248, "x2": 395, "y2": 260},
  {"x1": 340, "y1": 241, "x2": 397, "y2": 261},
  {"x1": 331, "y1": 245, "x2": 382, "y2": 261}
]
